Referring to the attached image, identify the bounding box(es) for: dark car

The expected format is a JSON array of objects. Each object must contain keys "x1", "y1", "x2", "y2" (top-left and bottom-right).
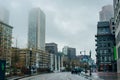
[
  {"x1": 71, "y1": 68, "x2": 77, "y2": 74},
  {"x1": 71, "y1": 67, "x2": 83, "y2": 74}
]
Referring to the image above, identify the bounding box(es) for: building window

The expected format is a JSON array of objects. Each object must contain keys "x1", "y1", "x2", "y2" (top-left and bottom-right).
[
  {"x1": 112, "y1": 27, "x2": 115, "y2": 30},
  {"x1": 101, "y1": 57, "x2": 102, "y2": 62},
  {"x1": 112, "y1": 22, "x2": 114, "y2": 25},
  {"x1": 104, "y1": 50, "x2": 107, "y2": 54},
  {"x1": 108, "y1": 43, "x2": 110, "y2": 47},
  {"x1": 104, "y1": 57, "x2": 107, "y2": 62},
  {"x1": 113, "y1": 31, "x2": 115, "y2": 34},
  {"x1": 109, "y1": 57, "x2": 111, "y2": 62},
  {"x1": 100, "y1": 50, "x2": 102, "y2": 53},
  {"x1": 108, "y1": 49, "x2": 111, "y2": 53}
]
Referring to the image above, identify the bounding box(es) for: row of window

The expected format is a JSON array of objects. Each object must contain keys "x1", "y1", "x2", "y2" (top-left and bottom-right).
[
  {"x1": 97, "y1": 37, "x2": 114, "y2": 41},
  {"x1": 99, "y1": 56, "x2": 112, "y2": 62},
  {"x1": 98, "y1": 28, "x2": 110, "y2": 34},
  {"x1": 99, "y1": 49, "x2": 112, "y2": 54},
  {"x1": 98, "y1": 43, "x2": 113, "y2": 47}
]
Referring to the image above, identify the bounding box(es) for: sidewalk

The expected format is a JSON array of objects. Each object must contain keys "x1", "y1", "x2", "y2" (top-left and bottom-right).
[
  {"x1": 7, "y1": 73, "x2": 38, "y2": 80},
  {"x1": 80, "y1": 72, "x2": 104, "y2": 80},
  {"x1": 7, "y1": 72, "x2": 53, "y2": 80}
]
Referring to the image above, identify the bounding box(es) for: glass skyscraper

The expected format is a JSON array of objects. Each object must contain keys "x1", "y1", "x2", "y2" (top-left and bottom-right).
[
  {"x1": 28, "y1": 8, "x2": 46, "y2": 68},
  {"x1": 28, "y1": 8, "x2": 45, "y2": 51}
]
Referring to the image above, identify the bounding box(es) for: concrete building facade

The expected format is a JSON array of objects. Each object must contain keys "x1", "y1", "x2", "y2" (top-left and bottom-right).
[
  {"x1": 11, "y1": 48, "x2": 30, "y2": 69},
  {"x1": 45, "y1": 43, "x2": 63, "y2": 72},
  {"x1": 62, "y1": 46, "x2": 76, "y2": 70},
  {"x1": 113, "y1": 0, "x2": 120, "y2": 73},
  {"x1": 110, "y1": 18, "x2": 115, "y2": 35},
  {"x1": 0, "y1": 21, "x2": 13, "y2": 73},
  {"x1": 95, "y1": 21, "x2": 115, "y2": 72}
]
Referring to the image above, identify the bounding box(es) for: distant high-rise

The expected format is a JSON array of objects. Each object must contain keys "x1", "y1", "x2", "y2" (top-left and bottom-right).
[
  {"x1": 45, "y1": 43, "x2": 58, "y2": 54},
  {"x1": 99, "y1": 5, "x2": 114, "y2": 21},
  {"x1": 62, "y1": 46, "x2": 69, "y2": 55},
  {"x1": 28, "y1": 8, "x2": 45, "y2": 51},
  {"x1": 62, "y1": 46, "x2": 76, "y2": 59},
  {"x1": 0, "y1": 7, "x2": 9, "y2": 24}
]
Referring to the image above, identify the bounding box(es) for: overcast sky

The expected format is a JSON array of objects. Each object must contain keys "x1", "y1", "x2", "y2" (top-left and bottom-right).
[{"x1": 0, "y1": 0, "x2": 113, "y2": 60}]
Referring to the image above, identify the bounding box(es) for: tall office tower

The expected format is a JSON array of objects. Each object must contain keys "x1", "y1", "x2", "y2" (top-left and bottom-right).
[
  {"x1": 99, "y1": 5, "x2": 114, "y2": 21},
  {"x1": 113, "y1": 0, "x2": 120, "y2": 73},
  {"x1": 95, "y1": 21, "x2": 115, "y2": 72},
  {"x1": 0, "y1": 7, "x2": 9, "y2": 24},
  {"x1": 28, "y1": 8, "x2": 46, "y2": 68},
  {"x1": 28, "y1": 8, "x2": 45, "y2": 50}
]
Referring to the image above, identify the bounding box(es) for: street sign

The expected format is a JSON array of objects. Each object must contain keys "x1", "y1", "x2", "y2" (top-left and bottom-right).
[{"x1": 0, "y1": 60, "x2": 6, "y2": 80}]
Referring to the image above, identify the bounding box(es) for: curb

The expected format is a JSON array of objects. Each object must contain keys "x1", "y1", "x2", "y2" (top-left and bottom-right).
[{"x1": 7, "y1": 75, "x2": 30, "y2": 80}]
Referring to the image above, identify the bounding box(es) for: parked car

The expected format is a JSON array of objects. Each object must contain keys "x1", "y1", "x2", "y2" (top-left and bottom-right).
[{"x1": 71, "y1": 67, "x2": 83, "y2": 74}]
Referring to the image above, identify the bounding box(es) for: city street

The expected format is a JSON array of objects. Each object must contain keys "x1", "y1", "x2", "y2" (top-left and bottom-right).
[
  {"x1": 1, "y1": 1, "x2": 120, "y2": 80},
  {"x1": 20, "y1": 72, "x2": 89, "y2": 80},
  {"x1": 18, "y1": 72, "x2": 120, "y2": 80},
  {"x1": 19, "y1": 72, "x2": 105, "y2": 80}
]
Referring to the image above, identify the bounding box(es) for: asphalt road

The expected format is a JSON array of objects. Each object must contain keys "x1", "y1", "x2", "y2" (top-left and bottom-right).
[{"x1": 19, "y1": 72, "x2": 88, "y2": 80}]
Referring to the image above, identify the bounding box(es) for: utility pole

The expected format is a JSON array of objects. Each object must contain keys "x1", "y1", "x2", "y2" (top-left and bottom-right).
[
  {"x1": 89, "y1": 50, "x2": 92, "y2": 76},
  {"x1": 29, "y1": 50, "x2": 32, "y2": 75}
]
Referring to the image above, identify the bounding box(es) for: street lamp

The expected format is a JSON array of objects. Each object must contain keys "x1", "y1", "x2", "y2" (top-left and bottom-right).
[{"x1": 89, "y1": 50, "x2": 92, "y2": 76}]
